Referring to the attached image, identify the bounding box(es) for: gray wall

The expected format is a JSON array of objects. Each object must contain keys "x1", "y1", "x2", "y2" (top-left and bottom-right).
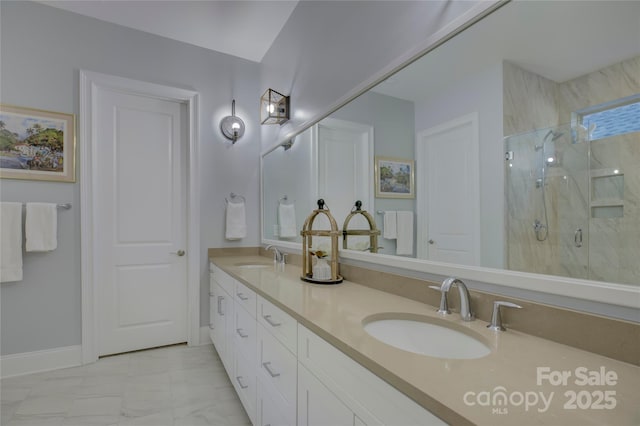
[
  {"x1": 259, "y1": 0, "x2": 482, "y2": 152},
  {"x1": 414, "y1": 62, "x2": 504, "y2": 268},
  {"x1": 0, "y1": 1, "x2": 261, "y2": 355}
]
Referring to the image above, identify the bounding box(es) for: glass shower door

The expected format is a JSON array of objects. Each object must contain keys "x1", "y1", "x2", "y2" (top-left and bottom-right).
[{"x1": 504, "y1": 123, "x2": 590, "y2": 279}]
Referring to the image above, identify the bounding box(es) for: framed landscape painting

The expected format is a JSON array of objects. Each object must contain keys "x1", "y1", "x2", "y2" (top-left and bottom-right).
[
  {"x1": 375, "y1": 156, "x2": 415, "y2": 199},
  {"x1": 0, "y1": 104, "x2": 76, "y2": 182}
]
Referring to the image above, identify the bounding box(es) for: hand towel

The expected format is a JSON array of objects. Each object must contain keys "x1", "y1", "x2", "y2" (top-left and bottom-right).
[
  {"x1": 383, "y1": 211, "x2": 397, "y2": 239},
  {"x1": 225, "y1": 200, "x2": 246, "y2": 240},
  {"x1": 396, "y1": 211, "x2": 414, "y2": 256},
  {"x1": 26, "y1": 203, "x2": 57, "y2": 252},
  {"x1": 1, "y1": 202, "x2": 23, "y2": 282},
  {"x1": 278, "y1": 203, "x2": 297, "y2": 238}
]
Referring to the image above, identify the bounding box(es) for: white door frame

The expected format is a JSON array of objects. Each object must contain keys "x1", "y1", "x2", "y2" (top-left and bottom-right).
[
  {"x1": 79, "y1": 70, "x2": 200, "y2": 364},
  {"x1": 415, "y1": 112, "x2": 480, "y2": 264}
]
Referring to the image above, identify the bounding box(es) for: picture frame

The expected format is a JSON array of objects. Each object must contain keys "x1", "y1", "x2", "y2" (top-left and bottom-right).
[
  {"x1": 0, "y1": 104, "x2": 76, "y2": 183},
  {"x1": 375, "y1": 156, "x2": 415, "y2": 199}
]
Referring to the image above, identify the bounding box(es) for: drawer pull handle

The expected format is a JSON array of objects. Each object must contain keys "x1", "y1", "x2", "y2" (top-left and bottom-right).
[
  {"x1": 263, "y1": 314, "x2": 281, "y2": 327},
  {"x1": 235, "y1": 376, "x2": 249, "y2": 389},
  {"x1": 209, "y1": 324, "x2": 214, "y2": 330},
  {"x1": 262, "y1": 362, "x2": 280, "y2": 378},
  {"x1": 217, "y1": 296, "x2": 225, "y2": 316},
  {"x1": 237, "y1": 292, "x2": 249, "y2": 301},
  {"x1": 209, "y1": 292, "x2": 215, "y2": 297},
  {"x1": 236, "y1": 328, "x2": 248, "y2": 338}
]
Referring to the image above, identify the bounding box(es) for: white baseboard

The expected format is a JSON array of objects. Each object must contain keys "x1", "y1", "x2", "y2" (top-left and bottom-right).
[
  {"x1": 1, "y1": 345, "x2": 82, "y2": 378},
  {"x1": 199, "y1": 326, "x2": 213, "y2": 346}
]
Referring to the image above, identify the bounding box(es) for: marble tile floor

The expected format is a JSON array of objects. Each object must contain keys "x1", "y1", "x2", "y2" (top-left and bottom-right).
[{"x1": 1, "y1": 344, "x2": 251, "y2": 426}]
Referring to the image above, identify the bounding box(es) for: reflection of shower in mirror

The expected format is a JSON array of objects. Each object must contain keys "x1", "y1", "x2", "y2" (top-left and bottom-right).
[{"x1": 532, "y1": 129, "x2": 564, "y2": 241}]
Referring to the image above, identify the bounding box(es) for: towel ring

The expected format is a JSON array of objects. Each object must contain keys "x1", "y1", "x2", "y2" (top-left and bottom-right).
[{"x1": 226, "y1": 192, "x2": 245, "y2": 204}]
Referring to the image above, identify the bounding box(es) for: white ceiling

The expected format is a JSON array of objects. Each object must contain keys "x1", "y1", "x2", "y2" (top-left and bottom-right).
[
  {"x1": 374, "y1": 0, "x2": 640, "y2": 102},
  {"x1": 37, "y1": 0, "x2": 299, "y2": 62}
]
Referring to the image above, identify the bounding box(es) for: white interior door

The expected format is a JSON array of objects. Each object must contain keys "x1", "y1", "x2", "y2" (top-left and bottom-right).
[
  {"x1": 95, "y1": 88, "x2": 187, "y2": 356},
  {"x1": 315, "y1": 118, "x2": 373, "y2": 248},
  {"x1": 416, "y1": 113, "x2": 480, "y2": 265}
]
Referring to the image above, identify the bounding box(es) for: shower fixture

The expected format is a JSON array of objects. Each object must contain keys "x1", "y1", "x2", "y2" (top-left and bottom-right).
[
  {"x1": 544, "y1": 129, "x2": 564, "y2": 142},
  {"x1": 532, "y1": 129, "x2": 563, "y2": 242}
]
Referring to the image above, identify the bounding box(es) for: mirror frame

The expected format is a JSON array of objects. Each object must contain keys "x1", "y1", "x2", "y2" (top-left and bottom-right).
[{"x1": 260, "y1": 0, "x2": 640, "y2": 310}]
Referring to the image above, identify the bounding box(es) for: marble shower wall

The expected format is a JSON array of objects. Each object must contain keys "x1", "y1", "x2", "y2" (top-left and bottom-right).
[
  {"x1": 503, "y1": 62, "x2": 563, "y2": 276},
  {"x1": 559, "y1": 56, "x2": 640, "y2": 285},
  {"x1": 504, "y1": 57, "x2": 640, "y2": 285}
]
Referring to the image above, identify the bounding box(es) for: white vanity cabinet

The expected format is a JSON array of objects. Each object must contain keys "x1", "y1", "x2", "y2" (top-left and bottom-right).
[{"x1": 210, "y1": 263, "x2": 445, "y2": 426}]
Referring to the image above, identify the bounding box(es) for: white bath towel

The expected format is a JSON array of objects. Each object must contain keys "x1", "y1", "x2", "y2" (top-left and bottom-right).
[
  {"x1": 278, "y1": 203, "x2": 297, "y2": 238},
  {"x1": 26, "y1": 203, "x2": 57, "y2": 252},
  {"x1": 1, "y1": 202, "x2": 23, "y2": 282},
  {"x1": 225, "y1": 200, "x2": 247, "y2": 240},
  {"x1": 383, "y1": 211, "x2": 397, "y2": 239},
  {"x1": 396, "y1": 211, "x2": 414, "y2": 256}
]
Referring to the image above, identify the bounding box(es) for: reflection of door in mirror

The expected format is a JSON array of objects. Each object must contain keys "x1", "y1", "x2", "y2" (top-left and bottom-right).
[
  {"x1": 416, "y1": 113, "x2": 480, "y2": 266},
  {"x1": 314, "y1": 118, "x2": 374, "y2": 250}
]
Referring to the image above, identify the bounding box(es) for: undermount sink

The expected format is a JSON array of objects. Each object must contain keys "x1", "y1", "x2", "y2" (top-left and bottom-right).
[
  {"x1": 234, "y1": 263, "x2": 271, "y2": 269},
  {"x1": 363, "y1": 314, "x2": 491, "y2": 360}
]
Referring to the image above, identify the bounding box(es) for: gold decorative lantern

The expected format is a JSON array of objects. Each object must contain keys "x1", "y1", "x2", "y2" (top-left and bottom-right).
[
  {"x1": 342, "y1": 200, "x2": 381, "y2": 252},
  {"x1": 300, "y1": 199, "x2": 343, "y2": 284}
]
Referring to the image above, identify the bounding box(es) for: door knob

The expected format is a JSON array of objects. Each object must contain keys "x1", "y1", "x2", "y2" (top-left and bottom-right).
[
  {"x1": 428, "y1": 239, "x2": 435, "y2": 245},
  {"x1": 171, "y1": 250, "x2": 186, "y2": 256}
]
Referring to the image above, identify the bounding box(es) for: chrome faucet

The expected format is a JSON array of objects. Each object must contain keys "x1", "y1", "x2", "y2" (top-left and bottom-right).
[
  {"x1": 265, "y1": 245, "x2": 286, "y2": 265},
  {"x1": 430, "y1": 277, "x2": 474, "y2": 321}
]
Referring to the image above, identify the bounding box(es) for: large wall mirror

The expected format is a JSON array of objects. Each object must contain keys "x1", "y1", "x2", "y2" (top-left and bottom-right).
[{"x1": 262, "y1": 0, "x2": 640, "y2": 307}]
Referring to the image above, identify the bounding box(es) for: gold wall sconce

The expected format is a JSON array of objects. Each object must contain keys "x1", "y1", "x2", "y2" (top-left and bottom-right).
[{"x1": 260, "y1": 88, "x2": 289, "y2": 125}]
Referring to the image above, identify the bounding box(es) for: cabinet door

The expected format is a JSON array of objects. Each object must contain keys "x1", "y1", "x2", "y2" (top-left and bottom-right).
[
  {"x1": 209, "y1": 273, "x2": 218, "y2": 343},
  {"x1": 257, "y1": 379, "x2": 293, "y2": 426},
  {"x1": 211, "y1": 285, "x2": 225, "y2": 357},
  {"x1": 298, "y1": 364, "x2": 355, "y2": 426},
  {"x1": 220, "y1": 284, "x2": 235, "y2": 373},
  {"x1": 234, "y1": 350, "x2": 257, "y2": 425}
]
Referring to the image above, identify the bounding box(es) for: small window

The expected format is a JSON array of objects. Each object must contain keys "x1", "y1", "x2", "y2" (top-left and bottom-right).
[{"x1": 576, "y1": 95, "x2": 640, "y2": 141}]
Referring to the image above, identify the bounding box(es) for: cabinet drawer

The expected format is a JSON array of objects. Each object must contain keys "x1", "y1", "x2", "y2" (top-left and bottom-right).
[
  {"x1": 234, "y1": 350, "x2": 257, "y2": 425},
  {"x1": 258, "y1": 323, "x2": 297, "y2": 408},
  {"x1": 235, "y1": 281, "x2": 257, "y2": 318},
  {"x1": 234, "y1": 302, "x2": 257, "y2": 360},
  {"x1": 211, "y1": 267, "x2": 236, "y2": 296},
  {"x1": 258, "y1": 296, "x2": 297, "y2": 354}
]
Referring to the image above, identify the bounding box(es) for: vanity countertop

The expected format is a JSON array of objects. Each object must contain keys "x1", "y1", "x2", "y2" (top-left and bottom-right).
[{"x1": 210, "y1": 255, "x2": 640, "y2": 426}]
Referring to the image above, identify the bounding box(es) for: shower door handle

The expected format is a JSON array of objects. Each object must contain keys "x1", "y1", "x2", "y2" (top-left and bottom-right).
[{"x1": 574, "y1": 228, "x2": 583, "y2": 248}]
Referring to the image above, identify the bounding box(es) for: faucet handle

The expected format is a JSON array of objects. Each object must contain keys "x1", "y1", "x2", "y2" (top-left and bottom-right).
[
  {"x1": 428, "y1": 285, "x2": 450, "y2": 315},
  {"x1": 487, "y1": 301, "x2": 522, "y2": 332}
]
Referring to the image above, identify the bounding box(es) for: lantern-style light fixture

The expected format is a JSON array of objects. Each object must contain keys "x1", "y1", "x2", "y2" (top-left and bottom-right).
[
  {"x1": 220, "y1": 99, "x2": 245, "y2": 143},
  {"x1": 260, "y1": 88, "x2": 289, "y2": 125}
]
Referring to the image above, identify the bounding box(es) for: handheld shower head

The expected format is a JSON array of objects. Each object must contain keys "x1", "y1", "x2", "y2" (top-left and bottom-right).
[{"x1": 544, "y1": 129, "x2": 564, "y2": 142}]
